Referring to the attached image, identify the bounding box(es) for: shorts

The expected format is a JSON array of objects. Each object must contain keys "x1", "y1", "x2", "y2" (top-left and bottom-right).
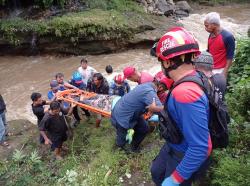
[{"x1": 51, "y1": 134, "x2": 67, "y2": 151}]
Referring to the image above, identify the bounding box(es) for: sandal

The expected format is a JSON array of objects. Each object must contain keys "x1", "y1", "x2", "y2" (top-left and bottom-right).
[
  {"x1": 0, "y1": 141, "x2": 9, "y2": 147},
  {"x1": 6, "y1": 132, "x2": 14, "y2": 136}
]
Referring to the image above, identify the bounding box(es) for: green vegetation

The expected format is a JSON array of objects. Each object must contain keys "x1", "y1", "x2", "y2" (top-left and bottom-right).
[
  {"x1": 209, "y1": 38, "x2": 250, "y2": 186},
  {"x1": 0, "y1": 0, "x2": 147, "y2": 46},
  {"x1": 86, "y1": 0, "x2": 144, "y2": 13},
  {"x1": 0, "y1": 9, "x2": 147, "y2": 45},
  {"x1": 0, "y1": 39, "x2": 249, "y2": 186},
  {"x1": 0, "y1": 119, "x2": 162, "y2": 185}
]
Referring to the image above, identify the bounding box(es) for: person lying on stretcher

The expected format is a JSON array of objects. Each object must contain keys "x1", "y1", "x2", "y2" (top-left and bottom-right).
[{"x1": 78, "y1": 93, "x2": 158, "y2": 122}]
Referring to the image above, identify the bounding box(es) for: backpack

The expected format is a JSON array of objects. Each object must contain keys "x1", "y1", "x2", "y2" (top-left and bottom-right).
[{"x1": 158, "y1": 71, "x2": 230, "y2": 149}]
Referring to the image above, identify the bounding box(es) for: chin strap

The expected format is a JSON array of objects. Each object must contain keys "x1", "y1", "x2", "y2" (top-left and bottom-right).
[{"x1": 161, "y1": 54, "x2": 196, "y2": 78}]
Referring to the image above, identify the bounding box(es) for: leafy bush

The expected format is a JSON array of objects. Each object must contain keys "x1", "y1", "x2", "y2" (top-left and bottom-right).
[
  {"x1": 210, "y1": 38, "x2": 250, "y2": 186},
  {"x1": 228, "y1": 38, "x2": 250, "y2": 91},
  {"x1": 86, "y1": 0, "x2": 143, "y2": 13},
  {"x1": 0, "y1": 150, "x2": 55, "y2": 185},
  {"x1": 211, "y1": 151, "x2": 250, "y2": 186},
  {"x1": 0, "y1": 9, "x2": 137, "y2": 45}
]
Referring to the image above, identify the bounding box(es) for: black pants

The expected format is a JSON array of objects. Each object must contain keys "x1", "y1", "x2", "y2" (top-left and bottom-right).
[
  {"x1": 73, "y1": 107, "x2": 90, "y2": 121},
  {"x1": 151, "y1": 143, "x2": 211, "y2": 186}
]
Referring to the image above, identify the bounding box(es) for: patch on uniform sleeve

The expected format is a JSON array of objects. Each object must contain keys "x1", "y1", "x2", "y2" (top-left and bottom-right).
[{"x1": 171, "y1": 82, "x2": 205, "y2": 103}]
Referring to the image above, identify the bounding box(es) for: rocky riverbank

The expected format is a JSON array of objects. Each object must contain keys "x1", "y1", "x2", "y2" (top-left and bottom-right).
[{"x1": 0, "y1": 0, "x2": 182, "y2": 56}]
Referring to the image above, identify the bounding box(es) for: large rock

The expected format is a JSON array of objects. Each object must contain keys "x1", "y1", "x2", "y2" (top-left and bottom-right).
[
  {"x1": 155, "y1": 0, "x2": 175, "y2": 15},
  {"x1": 175, "y1": 9, "x2": 189, "y2": 17},
  {"x1": 175, "y1": 1, "x2": 192, "y2": 13}
]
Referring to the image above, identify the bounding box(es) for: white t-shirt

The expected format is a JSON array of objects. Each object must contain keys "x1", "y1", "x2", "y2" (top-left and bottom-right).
[
  {"x1": 106, "y1": 72, "x2": 118, "y2": 87},
  {"x1": 78, "y1": 66, "x2": 97, "y2": 85}
]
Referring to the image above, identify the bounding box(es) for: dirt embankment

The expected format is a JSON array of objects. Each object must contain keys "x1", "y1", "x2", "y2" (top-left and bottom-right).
[{"x1": 0, "y1": 120, "x2": 38, "y2": 160}]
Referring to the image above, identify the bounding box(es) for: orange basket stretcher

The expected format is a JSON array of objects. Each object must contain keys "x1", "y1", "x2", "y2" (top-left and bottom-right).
[
  {"x1": 56, "y1": 89, "x2": 111, "y2": 118},
  {"x1": 56, "y1": 89, "x2": 153, "y2": 120}
]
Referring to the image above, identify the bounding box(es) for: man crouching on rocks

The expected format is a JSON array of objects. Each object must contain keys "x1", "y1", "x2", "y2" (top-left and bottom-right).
[{"x1": 39, "y1": 100, "x2": 75, "y2": 160}]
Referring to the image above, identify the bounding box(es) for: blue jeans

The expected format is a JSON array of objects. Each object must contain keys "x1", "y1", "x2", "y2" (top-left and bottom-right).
[
  {"x1": 0, "y1": 112, "x2": 7, "y2": 143},
  {"x1": 151, "y1": 143, "x2": 210, "y2": 186}
]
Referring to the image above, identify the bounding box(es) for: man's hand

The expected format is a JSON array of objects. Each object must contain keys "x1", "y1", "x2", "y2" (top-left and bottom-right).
[
  {"x1": 126, "y1": 129, "x2": 134, "y2": 144},
  {"x1": 147, "y1": 98, "x2": 164, "y2": 113},
  {"x1": 71, "y1": 102, "x2": 77, "y2": 108},
  {"x1": 147, "y1": 98, "x2": 156, "y2": 112},
  {"x1": 44, "y1": 138, "x2": 52, "y2": 145},
  {"x1": 222, "y1": 69, "x2": 228, "y2": 79},
  {"x1": 44, "y1": 107, "x2": 49, "y2": 112}
]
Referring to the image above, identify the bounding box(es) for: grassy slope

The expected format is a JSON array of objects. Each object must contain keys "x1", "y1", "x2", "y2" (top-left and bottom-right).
[{"x1": 0, "y1": 118, "x2": 163, "y2": 185}]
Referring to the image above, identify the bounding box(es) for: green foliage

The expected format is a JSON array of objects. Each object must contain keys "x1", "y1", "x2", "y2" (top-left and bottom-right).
[
  {"x1": 12, "y1": 149, "x2": 26, "y2": 162},
  {"x1": 228, "y1": 38, "x2": 250, "y2": 91},
  {"x1": 86, "y1": 0, "x2": 144, "y2": 13},
  {"x1": 0, "y1": 9, "x2": 139, "y2": 45},
  {"x1": 0, "y1": 0, "x2": 67, "y2": 8},
  {"x1": 0, "y1": 119, "x2": 161, "y2": 185},
  {"x1": 0, "y1": 150, "x2": 56, "y2": 185},
  {"x1": 209, "y1": 38, "x2": 250, "y2": 186},
  {"x1": 37, "y1": 0, "x2": 66, "y2": 8},
  {"x1": 211, "y1": 151, "x2": 250, "y2": 186},
  {"x1": 0, "y1": 18, "x2": 48, "y2": 45}
]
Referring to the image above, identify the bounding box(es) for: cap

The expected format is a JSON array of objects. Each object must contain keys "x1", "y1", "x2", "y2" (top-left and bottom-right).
[
  {"x1": 50, "y1": 80, "x2": 59, "y2": 88},
  {"x1": 123, "y1": 66, "x2": 135, "y2": 79},
  {"x1": 193, "y1": 51, "x2": 213, "y2": 65}
]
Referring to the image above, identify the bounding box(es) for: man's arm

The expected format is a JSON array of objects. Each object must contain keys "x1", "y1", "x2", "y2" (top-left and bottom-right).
[
  {"x1": 145, "y1": 91, "x2": 163, "y2": 113},
  {"x1": 67, "y1": 102, "x2": 77, "y2": 116},
  {"x1": 223, "y1": 33, "x2": 235, "y2": 78},
  {"x1": 40, "y1": 131, "x2": 52, "y2": 145},
  {"x1": 147, "y1": 100, "x2": 164, "y2": 112},
  {"x1": 64, "y1": 82, "x2": 78, "y2": 89},
  {"x1": 167, "y1": 88, "x2": 212, "y2": 184},
  {"x1": 223, "y1": 59, "x2": 233, "y2": 78},
  {"x1": 39, "y1": 115, "x2": 52, "y2": 145}
]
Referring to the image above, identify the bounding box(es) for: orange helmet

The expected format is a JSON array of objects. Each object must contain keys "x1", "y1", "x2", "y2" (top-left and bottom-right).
[
  {"x1": 114, "y1": 74, "x2": 125, "y2": 85},
  {"x1": 156, "y1": 27, "x2": 200, "y2": 61}
]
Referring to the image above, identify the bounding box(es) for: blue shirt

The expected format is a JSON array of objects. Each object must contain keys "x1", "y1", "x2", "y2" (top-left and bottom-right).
[
  {"x1": 166, "y1": 74, "x2": 212, "y2": 182},
  {"x1": 112, "y1": 83, "x2": 162, "y2": 129},
  {"x1": 68, "y1": 79, "x2": 86, "y2": 90},
  {"x1": 109, "y1": 81, "x2": 130, "y2": 96},
  {"x1": 47, "y1": 90, "x2": 70, "y2": 110},
  {"x1": 47, "y1": 91, "x2": 56, "y2": 101}
]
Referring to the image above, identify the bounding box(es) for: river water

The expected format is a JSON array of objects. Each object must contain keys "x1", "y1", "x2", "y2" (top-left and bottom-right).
[{"x1": 0, "y1": 4, "x2": 249, "y2": 123}]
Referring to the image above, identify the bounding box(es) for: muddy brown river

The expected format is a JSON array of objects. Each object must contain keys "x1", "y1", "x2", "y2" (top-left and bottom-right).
[{"x1": 0, "y1": 4, "x2": 249, "y2": 123}]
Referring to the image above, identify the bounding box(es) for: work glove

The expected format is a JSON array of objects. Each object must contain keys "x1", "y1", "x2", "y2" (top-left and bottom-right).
[
  {"x1": 162, "y1": 176, "x2": 179, "y2": 186},
  {"x1": 126, "y1": 129, "x2": 134, "y2": 144}
]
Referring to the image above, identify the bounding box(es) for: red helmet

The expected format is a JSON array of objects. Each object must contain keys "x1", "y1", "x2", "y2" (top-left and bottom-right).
[
  {"x1": 156, "y1": 27, "x2": 200, "y2": 61},
  {"x1": 114, "y1": 74, "x2": 125, "y2": 85},
  {"x1": 154, "y1": 71, "x2": 174, "y2": 89}
]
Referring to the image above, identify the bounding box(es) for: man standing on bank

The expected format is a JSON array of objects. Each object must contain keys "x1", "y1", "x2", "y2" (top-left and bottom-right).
[{"x1": 204, "y1": 12, "x2": 235, "y2": 78}]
